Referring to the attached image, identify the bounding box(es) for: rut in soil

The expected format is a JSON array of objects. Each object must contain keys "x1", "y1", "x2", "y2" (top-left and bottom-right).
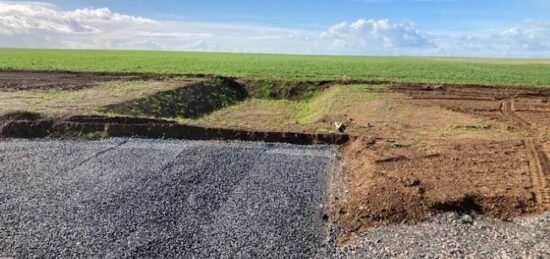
[{"x1": 500, "y1": 98, "x2": 550, "y2": 210}]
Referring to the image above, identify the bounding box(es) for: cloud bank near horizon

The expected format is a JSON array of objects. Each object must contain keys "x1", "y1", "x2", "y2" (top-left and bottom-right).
[{"x1": 0, "y1": 1, "x2": 549, "y2": 57}]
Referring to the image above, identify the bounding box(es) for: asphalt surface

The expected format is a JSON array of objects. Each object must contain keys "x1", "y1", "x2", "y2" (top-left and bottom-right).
[{"x1": 0, "y1": 139, "x2": 337, "y2": 258}]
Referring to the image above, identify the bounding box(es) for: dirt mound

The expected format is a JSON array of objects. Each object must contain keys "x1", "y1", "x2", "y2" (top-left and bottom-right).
[
  {"x1": 0, "y1": 71, "x2": 163, "y2": 91},
  {"x1": 106, "y1": 78, "x2": 248, "y2": 118}
]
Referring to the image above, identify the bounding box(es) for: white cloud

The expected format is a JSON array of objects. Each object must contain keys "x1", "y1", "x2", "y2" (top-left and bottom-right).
[
  {"x1": 0, "y1": 1, "x2": 549, "y2": 56},
  {"x1": 0, "y1": 1, "x2": 319, "y2": 53},
  {"x1": 0, "y1": 1, "x2": 154, "y2": 35},
  {"x1": 494, "y1": 21, "x2": 550, "y2": 52},
  {"x1": 321, "y1": 19, "x2": 432, "y2": 50},
  {"x1": 427, "y1": 21, "x2": 550, "y2": 56}
]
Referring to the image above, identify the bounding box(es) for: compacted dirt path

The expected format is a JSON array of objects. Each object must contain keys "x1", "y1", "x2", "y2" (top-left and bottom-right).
[{"x1": 0, "y1": 139, "x2": 337, "y2": 258}]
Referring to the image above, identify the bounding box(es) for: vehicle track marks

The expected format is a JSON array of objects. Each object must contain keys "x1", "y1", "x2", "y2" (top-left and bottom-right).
[
  {"x1": 500, "y1": 98, "x2": 550, "y2": 210},
  {"x1": 499, "y1": 98, "x2": 550, "y2": 210},
  {"x1": 528, "y1": 142, "x2": 550, "y2": 210},
  {"x1": 397, "y1": 85, "x2": 550, "y2": 213}
]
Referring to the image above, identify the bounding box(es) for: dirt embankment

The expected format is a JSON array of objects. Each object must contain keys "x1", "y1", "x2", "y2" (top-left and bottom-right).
[
  {"x1": 0, "y1": 112, "x2": 350, "y2": 145},
  {"x1": 105, "y1": 78, "x2": 248, "y2": 118},
  {"x1": 329, "y1": 84, "x2": 550, "y2": 241}
]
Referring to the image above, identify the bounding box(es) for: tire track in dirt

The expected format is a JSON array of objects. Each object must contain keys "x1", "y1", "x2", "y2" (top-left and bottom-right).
[
  {"x1": 527, "y1": 142, "x2": 550, "y2": 210},
  {"x1": 500, "y1": 98, "x2": 550, "y2": 210}
]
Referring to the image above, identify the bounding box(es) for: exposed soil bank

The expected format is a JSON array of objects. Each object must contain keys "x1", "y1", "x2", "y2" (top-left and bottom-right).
[
  {"x1": 0, "y1": 113, "x2": 350, "y2": 145},
  {"x1": 106, "y1": 78, "x2": 248, "y2": 118}
]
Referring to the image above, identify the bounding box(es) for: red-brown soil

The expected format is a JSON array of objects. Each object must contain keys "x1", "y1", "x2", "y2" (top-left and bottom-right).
[{"x1": 330, "y1": 84, "x2": 550, "y2": 241}]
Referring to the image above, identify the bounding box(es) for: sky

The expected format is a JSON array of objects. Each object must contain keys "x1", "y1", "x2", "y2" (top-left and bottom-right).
[{"x1": 1, "y1": 0, "x2": 550, "y2": 57}]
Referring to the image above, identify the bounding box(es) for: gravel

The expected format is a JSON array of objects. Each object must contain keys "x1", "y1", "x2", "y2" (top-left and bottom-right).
[
  {"x1": 0, "y1": 138, "x2": 337, "y2": 258},
  {"x1": 335, "y1": 212, "x2": 550, "y2": 258}
]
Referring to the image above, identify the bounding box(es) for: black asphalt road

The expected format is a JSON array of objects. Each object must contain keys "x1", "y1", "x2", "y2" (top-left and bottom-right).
[{"x1": 0, "y1": 139, "x2": 337, "y2": 258}]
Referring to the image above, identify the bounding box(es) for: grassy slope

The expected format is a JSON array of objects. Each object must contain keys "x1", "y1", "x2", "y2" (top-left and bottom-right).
[
  {"x1": 1, "y1": 49, "x2": 550, "y2": 87},
  {"x1": 191, "y1": 85, "x2": 379, "y2": 132}
]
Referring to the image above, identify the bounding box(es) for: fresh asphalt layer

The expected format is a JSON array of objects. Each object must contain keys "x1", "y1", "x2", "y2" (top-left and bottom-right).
[{"x1": 0, "y1": 138, "x2": 337, "y2": 258}]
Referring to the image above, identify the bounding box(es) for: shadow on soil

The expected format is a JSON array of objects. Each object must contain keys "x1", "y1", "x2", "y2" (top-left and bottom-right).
[{"x1": 431, "y1": 195, "x2": 484, "y2": 215}]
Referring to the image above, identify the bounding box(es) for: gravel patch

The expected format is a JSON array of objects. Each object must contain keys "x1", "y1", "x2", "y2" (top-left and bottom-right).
[
  {"x1": 0, "y1": 138, "x2": 337, "y2": 258},
  {"x1": 335, "y1": 212, "x2": 550, "y2": 258}
]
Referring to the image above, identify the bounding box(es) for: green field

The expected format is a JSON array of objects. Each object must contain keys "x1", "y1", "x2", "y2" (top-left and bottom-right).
[{"x1": 1, "y1": 48, "x2": 550, "y2": 87}]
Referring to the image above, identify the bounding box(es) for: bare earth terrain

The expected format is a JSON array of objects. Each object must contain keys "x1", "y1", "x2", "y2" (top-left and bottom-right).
[
  {"x1": 330, "y1": 84, "x2": 550, "y2": 241},
  {"x1": 0, "y1": 71, "x2": 549, "y2": 256}
]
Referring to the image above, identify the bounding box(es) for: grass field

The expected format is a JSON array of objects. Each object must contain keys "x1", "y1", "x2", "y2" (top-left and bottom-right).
[{"x1": 1, "y1": 49, "x2": 550, "y2": 87}]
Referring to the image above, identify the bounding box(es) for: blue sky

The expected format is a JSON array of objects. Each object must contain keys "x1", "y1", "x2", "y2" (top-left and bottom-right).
[
  {"x1": 32, "y1": 0, "x2": 550, "y2": 30},
  {"x1": 1, "y1": 0, "x2": 550, "y2": 56}
]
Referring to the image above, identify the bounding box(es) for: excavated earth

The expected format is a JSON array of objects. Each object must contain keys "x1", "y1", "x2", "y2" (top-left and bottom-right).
[
  {"x1": 330, "y1": 84, "x2": 550, "y2": 241},
  {"x1": 0, "y1": 71, "x2": 164, "y2": 90}
]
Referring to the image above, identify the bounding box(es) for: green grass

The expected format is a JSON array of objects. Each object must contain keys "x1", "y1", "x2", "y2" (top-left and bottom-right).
[
  {"x1": 191, "y1": 85, "x2": 378, "y2": 132},
  {"x1": 296, "y1": 85, "x2": 377, "y2": 124},
  {"x1": 1, "y1": 48, "x2": 550, "y2": 87}
]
